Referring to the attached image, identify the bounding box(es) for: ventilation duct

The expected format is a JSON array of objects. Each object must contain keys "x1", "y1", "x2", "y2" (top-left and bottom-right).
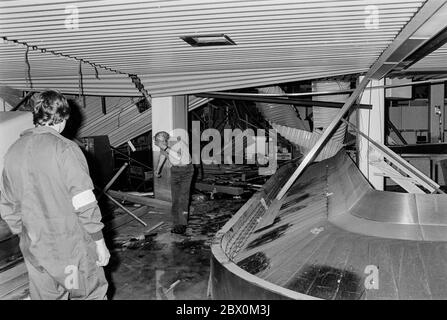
[
  {"x1": 312, "y1": 80, "x2": 350, "y2": 145},
  {"x1": 255, "y1": 86, "x2": 308, "y2": 130}
]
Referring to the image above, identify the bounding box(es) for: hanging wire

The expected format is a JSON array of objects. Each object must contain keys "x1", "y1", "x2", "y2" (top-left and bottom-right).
[
  {"x1": 25, "y1": 46, "x2": 33, "y2": 89},
  {"x1": 78, "y1": 60, "x2": 86, "y2": 108},
  {"x1": 4, "y1": 36, "x2": 127, "y2": 76},
  {"x1": 129, "y1": 74, "x2": 152, "y2": 106},
  {"x1": 4, "y1": 36, "x2": 150, "y2": 100}
]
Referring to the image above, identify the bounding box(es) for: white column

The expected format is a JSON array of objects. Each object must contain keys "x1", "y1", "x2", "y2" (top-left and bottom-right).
[
  {"x1": 358, "y1": 78, "x2": 385, "y2": 190},
  {"x1": 151, "y1": 96, "x2": 188, "y2": 202}
]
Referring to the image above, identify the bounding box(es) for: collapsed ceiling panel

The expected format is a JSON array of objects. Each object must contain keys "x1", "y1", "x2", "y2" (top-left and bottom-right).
[
  {"x1": 68, "y1": 95, "x2": 150, "y2": 147},
  {"x1": 65, "y1": 94, "x2": 208, "y2": 147}
]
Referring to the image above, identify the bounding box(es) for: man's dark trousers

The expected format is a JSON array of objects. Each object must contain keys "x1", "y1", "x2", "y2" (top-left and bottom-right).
[{"x1": 170, "y1": 164, "x2": 194, "y2": 226}]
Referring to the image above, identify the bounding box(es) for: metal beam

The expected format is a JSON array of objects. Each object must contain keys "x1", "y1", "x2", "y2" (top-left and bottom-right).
[
  {"x1": 276, "y1": 77, "x2": 371, "y2": 200},
  {"x1": 11, "y1": 91, "x2": 34, "y2": 111},
  {"x1": 195, "y1": 92, "x2": 372, "y2": 109},
  {"x1": 399, "y1": 28, "x2": 447, "y2": 71},
  {"x1": 0, "y1": 86, "x2": 23, "y2": 109},
  {"x1": 370, "y1": 1, "x2": 447, "y2": 79},
  {"x1": 276, "y1": 0, "x2": 447, "y2": 200},
  {"x1": 210, "y1": 77, "x2": 447, "y2": 98},
  {"x1": 386, "y1": 119, "x2": 408, "y2": 145},
  {"x1": 344, "y1": 119, "x2": 443, "y2": 194}
]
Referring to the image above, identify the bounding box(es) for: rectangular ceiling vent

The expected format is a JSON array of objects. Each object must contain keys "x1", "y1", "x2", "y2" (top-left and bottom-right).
[{"x1": 180, "y1": 34, "x2": 236, "y2": 47}]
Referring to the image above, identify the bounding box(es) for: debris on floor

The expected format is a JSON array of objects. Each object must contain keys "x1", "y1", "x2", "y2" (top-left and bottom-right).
[
  {"x1": 106, "y1": 194, "x2": 250, "y2": 300},
  {"x1": 195, "y1": 164, "x2": 267, "y2": 198}
]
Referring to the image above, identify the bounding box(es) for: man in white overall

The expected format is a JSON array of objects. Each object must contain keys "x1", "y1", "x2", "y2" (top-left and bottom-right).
[
  {"x1": 0, "y1": 90, "x2": 110, "y2": 299},
  {"x1": 154, "y1": 131, "x2": 194, "y2": 235}
]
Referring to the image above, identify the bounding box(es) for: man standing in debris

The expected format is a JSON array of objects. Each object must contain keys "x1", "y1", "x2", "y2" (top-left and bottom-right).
[
  {"x1": 0, "y1": 90, "x2": 110, "y2": 299},
  {"x1": 154, "y1": 131, "x2": 194, "y2": 235}
]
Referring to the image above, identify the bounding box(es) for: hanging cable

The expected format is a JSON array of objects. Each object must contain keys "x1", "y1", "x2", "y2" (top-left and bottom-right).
[
  {"x1": 129, "y1": 74, "x2": 152, "y2": 106},
  {"x1": 78, "y1": 60, "x2": 85, "y2": 108},
  {"x1": 25, "y1": 46, "x2": 33, "y2": 89},
  {"x1": 3, "y1": 36, "x2": 151, "y2": 99},
  {"x1": 3, "y1": 36, "x2": 127, "y2": 76}
]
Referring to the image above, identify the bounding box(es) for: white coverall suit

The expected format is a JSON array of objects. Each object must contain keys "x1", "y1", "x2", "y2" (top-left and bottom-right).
[{"x1": 0, "y1": 126, "x2": 108, "y2": 299}]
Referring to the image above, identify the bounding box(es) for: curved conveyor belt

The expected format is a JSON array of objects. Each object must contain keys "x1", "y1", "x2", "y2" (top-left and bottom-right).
[{"x1": 210, "y1": 151, "x2": 447, "y2": 299}]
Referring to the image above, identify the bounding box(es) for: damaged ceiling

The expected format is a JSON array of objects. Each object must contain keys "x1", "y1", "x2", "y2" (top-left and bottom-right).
[
  {"x1": 67, "y1": 94, "x2": 207, "y2": 147},
  {"x1": 0, "y1": 0, "x2": 429, "y2": 97},
  {"x1": 2, "y1": 0, "x2": 447, "y2": 145},
  {"x1": 66, "y1": 95, "x2": 150, "y2": 147}
]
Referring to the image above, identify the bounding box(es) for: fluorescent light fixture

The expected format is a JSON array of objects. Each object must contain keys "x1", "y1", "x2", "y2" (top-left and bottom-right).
[{"x1": 180, "y1": 34, "x2": 236, "y2": 47}]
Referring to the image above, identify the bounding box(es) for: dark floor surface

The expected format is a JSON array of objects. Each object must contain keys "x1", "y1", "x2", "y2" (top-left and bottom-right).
[{"x1": 105, "y1": 196, "x2": 247, "y2": 300}]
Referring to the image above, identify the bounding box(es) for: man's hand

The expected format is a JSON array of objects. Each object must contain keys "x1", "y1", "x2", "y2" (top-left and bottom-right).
[
  {"x1": 155, "y1": 140, "x2": 169, "y2": 151},
  {"x1": 95, "y1": 238, "x2": 110, "y2": 267},
  {"x1": 155, "y1": 171, "x2": 162, "y2": 178},
  {"x1": 155, "y1": 140, "x2": 166, "y2": 149}
]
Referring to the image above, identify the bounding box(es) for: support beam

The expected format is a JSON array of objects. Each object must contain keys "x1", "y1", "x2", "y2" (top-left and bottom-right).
[
  {"x1": 276, "y1": 77, "x2": 372, "y2": 200},
  {"x1": 386, "y1": 119, "x2": 408, "y2": 145},
  {"x1": 11, "y1": 92, "x2": 34, "y2": 111},
  {"x1": 108, "y1": 190, "x2": 171, "y2": 209},
  {"x1": 344, "y1": 120, "x2": 443, "y2": 194},
  {"x1": 195, "y1": 92, "x2": 372, "y2": 110},
  {"x1": 98, "y1": 162, "x2": 128, "y2": 199},
  {"x1": 397, "y1": 25, "x2": 447, "y2": 70},
  {"x1": 370, "y1": 160, "x2": 424, "y2": 194},
  {"x1": 276, "y1": 1, "x2": 447, "y2": 200},
  {"x1": 370, "y1": 1, "x2": 447, "y2": 79},
  {"x1": 103, "y1": 193, "x2": 147, "y2": 226},
  {"x1": 0, "y1": 86, "x2": 23, "y2": 110},
  {"x1": 205, "y1": 77, "x2": 447, "y2": 98},
  {"x1": 103, "y1": 205, "x2": 151, "y2": 233}
]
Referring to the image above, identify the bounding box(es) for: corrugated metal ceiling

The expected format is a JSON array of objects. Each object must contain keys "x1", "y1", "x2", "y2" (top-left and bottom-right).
[{"x1": 0, "y1": 0, "x2": 427, "y2": 97}]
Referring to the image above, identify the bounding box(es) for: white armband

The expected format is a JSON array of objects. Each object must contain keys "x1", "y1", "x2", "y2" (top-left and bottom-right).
[{"x1": 72, "y1": 189, "x2": 96, "y2": 210}]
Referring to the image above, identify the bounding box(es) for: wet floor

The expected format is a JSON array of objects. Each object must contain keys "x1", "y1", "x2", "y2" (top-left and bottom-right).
[{"x1": 105, "y1": 196, "x2": 247, "y2": 300}]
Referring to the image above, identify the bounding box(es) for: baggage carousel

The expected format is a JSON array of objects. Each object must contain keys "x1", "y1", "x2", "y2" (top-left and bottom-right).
[{"x1": 210, "y1": 151, "x2": 447, "y2": 299}]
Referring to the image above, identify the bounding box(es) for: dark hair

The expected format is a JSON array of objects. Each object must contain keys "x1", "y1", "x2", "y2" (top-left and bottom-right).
[
  {"x1": 154, "y1": 131, "x2": 170, "y2": 142},
  {"x1": 33, "y1": 90, "x2": 70, "y2": 126}
]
